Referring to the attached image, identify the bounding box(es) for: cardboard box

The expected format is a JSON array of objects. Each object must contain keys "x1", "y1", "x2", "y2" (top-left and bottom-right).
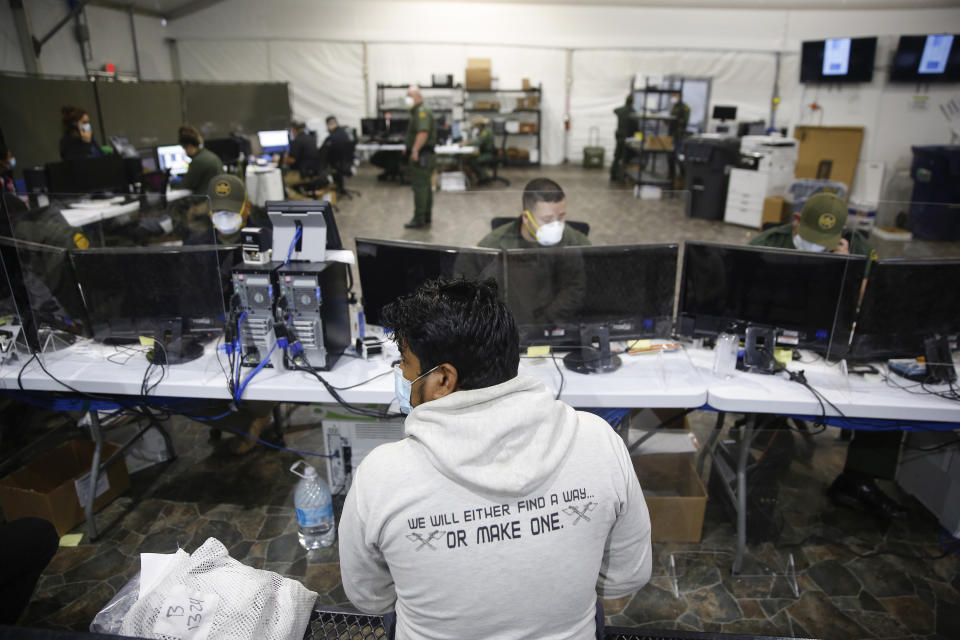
[
  {"x1": 645, "y1": 135, "x2": 674, "y2": 152},
  {"x1": 0, "y1": 440, "x2": 130, "y2": 535},
  {"x1": 518, "y1": 122, "x2": 538, "y2": 134},
  {"x1": 466, "y1": 58, "x2": 492, "y2": 90},
  {"x1": 632, "y1": 453, "x2": 707, "y2": 542},
  {"x1": 522, "y1": 78, "x2": 531, "y2": 90},
  {"x1": 792, "y1": 125, "x2": 864, "y2": 193},
  {"x1": 762, "y1": 196, "x2": 791, "y2": 228}
]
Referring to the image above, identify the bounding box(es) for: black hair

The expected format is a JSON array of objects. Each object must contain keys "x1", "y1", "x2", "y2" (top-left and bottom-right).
[
  {"x1": 522, "y1": 177, "x2": 565, "y2": 213},
  {"x1": 178, "y1": 125, "x2": 201, "y2": 147},
  {"x1": 380, "y1": 278, "x2": 519, "y2": 390},
  {"x1": 325, "y1": 116, "x2": 337, "y2": 125},
  {"x1": 61, "y1": 105, "x2": 88, "y2": 136}
]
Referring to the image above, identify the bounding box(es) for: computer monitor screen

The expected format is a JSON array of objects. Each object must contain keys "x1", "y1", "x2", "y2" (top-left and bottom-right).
[
  {"x1": 356, "y1": 238, "x2": 502, "y2": 327},
  {"x1": 677, "y1": 242, "x2": 866, "y2": 355},
  {"x1": 156, "y1": 144, "x2": 191, "y2": 176},
  {"x1": 712, "y1": 105, "x2": 738, "y2": 121},
  {"x1": 505, "y1": 244, "x2": 678, "y2": 346},
  {"x1": 890, "y1": 34, "x2": 960, "y2": 83},
  {"x1": 257, "y1": 130, "x2": 290, "y2": 154},
  {"x1": 850, "y1": 258, "x2": 960, "y2": 359},
  {"x1": 137, "y1": 147, "x2": 158, "y2": 173},
  {"x1": 388, "y1": 118, "x2": 409, "y2": 135},
  {"x1": 361, "y1": 118, "x2": 385, "y2": 137},
  {"x1": 800, "y1": 37, "x2": 877, "y2": 83},
  {"x1": 45, "y1": 156, "x2": 130, "y2": 194},
  {"x1": 70, "y1": 245, "x2": 227, "y2": 345}
]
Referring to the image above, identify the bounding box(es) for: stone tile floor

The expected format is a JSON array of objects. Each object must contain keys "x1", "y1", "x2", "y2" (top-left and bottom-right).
[
  {"x1": 5, "y1": 165, "x2": 960, "y2": 638},
  {"x1": 7, "y1": 405, "x2": 959, "y2": 639}
]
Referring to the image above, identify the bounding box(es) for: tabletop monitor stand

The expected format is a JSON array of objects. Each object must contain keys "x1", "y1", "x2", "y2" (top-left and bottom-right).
[
  {"x1": 143, "y1": 324, "x2": 205, "y2": 366},
  {"x1": 37, "y1": 328, "x2": 77, "y2": 353},
  {"x1": 563, "y1": 323, "x2": 622, "y2": 374},
  {"x1": 923, "y1": 334, "x2": 957, "y2": 384},
  {"x1": 742, "y1": 325, "x2": 776, "y2": 375}
]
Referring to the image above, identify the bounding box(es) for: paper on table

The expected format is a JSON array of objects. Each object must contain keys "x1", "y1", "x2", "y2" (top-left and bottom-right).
[
  {"x1": 326, "y1": 249, "x2": 355, "y2": 265},
  {"x1": 140, "y1": 550, "x2": 187, "y2": 600},
  {"x1": 59, "y1": 533, "x2": 83, "y2": 547}
]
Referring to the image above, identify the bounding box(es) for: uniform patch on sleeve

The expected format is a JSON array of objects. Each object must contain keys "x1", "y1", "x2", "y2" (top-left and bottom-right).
[
  {"x1": 419, "y1": 111, "x2": 426, "y2": 118},
  {"x1": 73, "y1": 233, "x2": 90, "y2": 249}
]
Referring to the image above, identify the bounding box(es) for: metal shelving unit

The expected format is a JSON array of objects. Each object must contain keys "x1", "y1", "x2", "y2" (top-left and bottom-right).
[
  {"x1": 375, "y1": 83, "x2": 462, "y2": 118},
  {"x1": 628, "y1": 78, "x2": 684, "y2": 195},
  {"x1": 464, "y1": 84, "x2": 542, "y2": 167}
]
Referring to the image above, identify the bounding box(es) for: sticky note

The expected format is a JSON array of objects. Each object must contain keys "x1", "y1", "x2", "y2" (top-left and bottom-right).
[
  {"x1": 59, "y1": 533, "x2": 83, "y2": 547},
  {"x1": 139, "y1": 336, "x2": 155, "y2": 347},
  {"x1": 526, "y1": 345, "x2": 551, "y2": 357},
  {"x1": 774, "y1": 348, "x2": 792, "y2": 367},
  {"x1": 629, "y1": 339, "x2": 652, "y2": 351}
]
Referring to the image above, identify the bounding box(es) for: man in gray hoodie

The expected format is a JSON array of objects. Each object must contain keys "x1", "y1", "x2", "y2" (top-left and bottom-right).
[{"x1": 339, "y1": 278, "x2": 652, "y2": 640}]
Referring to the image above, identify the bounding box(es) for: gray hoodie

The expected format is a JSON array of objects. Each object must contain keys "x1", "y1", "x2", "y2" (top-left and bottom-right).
[{"x1": 338, "y1": 374, "x2": 652, "y2": 640}]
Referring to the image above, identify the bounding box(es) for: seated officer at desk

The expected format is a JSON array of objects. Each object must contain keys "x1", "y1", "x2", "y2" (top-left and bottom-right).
[
  {"x1": 178, "y1": 125, "x2": 223, "y2": 196},
  {"x1": 283, "y1": 120, "x2": 320, "y2": 200},
  {"x1": 463, "y1": 116, "x2": 496, "y2": 185},
  {"x1": 59, "y1": 105, "x2": 103, "y2": 160},
  {"x1": 751, "y1": 193, "x2": 903, "y2": 519},
  {"x1": 339, "y1": 277, "x2": 652, "y2": 640}
]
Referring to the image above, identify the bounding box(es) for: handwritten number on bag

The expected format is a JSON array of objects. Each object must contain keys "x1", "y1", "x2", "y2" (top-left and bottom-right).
[
  {"x1": 188, "y1": 614, "x2": 203, "y2": 630},
  {"x1": 166, "y1": 605, "x2": 185, "y2": 618}
]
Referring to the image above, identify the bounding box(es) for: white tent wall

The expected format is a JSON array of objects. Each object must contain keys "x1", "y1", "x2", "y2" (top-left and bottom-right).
[
  {"x1": 0, "y1": 0, "x2": 171, "y2": 79},
  {"x1": 569, "y1": 50, "x2": 777, "y2": 169},
  {"x1": 365, "y1": 43, "x2": 567, "y2": 165}
]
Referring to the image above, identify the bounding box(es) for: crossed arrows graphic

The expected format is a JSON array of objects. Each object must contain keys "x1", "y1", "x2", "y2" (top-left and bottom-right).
[
  {"x1": 406, "y1": 530, "x2": 444, "y2": 550},
  {"x1": 562, "y1": 502, "x2": 597, "y2": 524}
]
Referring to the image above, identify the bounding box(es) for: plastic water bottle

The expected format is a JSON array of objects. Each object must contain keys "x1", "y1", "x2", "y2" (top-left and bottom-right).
[{"x1": 290, "y1": 460, "x2": 335, "y2": 549}]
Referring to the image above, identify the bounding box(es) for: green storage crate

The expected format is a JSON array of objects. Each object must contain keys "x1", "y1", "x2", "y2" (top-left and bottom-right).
[{"x1": 583, "y1": 127, "x2": 604, "y2": 168}]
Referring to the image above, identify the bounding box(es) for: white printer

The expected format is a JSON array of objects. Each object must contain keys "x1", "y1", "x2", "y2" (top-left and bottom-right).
[{"x1": 724, "y1": 136, "x2": 799, "y2": 229}]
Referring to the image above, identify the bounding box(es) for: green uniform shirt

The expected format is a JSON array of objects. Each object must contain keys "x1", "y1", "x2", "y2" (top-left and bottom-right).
[
  {"x1": 614, "y1": 105, "x2": 636, "y2": 139},
  {"x1": 405, "y1": 104, "x2": 437, "y2": 152},
  {"x1": 466, "y1": 128, "x2": 496, "y2": 155},
  {"x1": 668, "y1": 101, "x2": 690, "y2": 140},
  {"x1": 749, "y1": 222, "x2": 877, "y2": 275},
  {"x1": 180, "y1": 147, "x2": 223, "y2": 196}
]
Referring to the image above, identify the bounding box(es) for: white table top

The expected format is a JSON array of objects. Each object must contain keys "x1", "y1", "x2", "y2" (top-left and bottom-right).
[
  {"x1": 355, "y1": 143, "x2": 477, "y2": 155},
  {"x1": 61, "y1": 200, "x2": 141, "y2": 227},
  {"x1": 166, "y1": 188, "x2": 192, "y2": 203},
  {"x1": 2, "y1": 339, "x2": 707, "y2": 410},
  {"x1": 356, "y1": 143, "x2": 404, "y2": 152},
  {"x1": 686, "y1": 346, "x2": 960, "y2": 424}
]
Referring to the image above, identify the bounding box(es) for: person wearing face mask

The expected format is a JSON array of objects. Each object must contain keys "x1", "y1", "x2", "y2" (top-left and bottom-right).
[
  {"x1": 462, "y1": 116, "x2": 496, "y2": 185},
  {"x1": 177, "y1": 125, "x2": 223, "y2": 196},
  {"x1": 750, "y1": 192, "x2": 904, "y2": 520},
  {"x1": 59, "y1": 106, "x2": 104, "y2": 160},
  {"x1": 666, "y1": 92, "x2": 690, "y2": 187},
  {"x1": 339, "y1": 277, "x2": 652, "y2": 640},
  {"x1": 403, "y1": 86, "x2": 438, "y2": 229}
]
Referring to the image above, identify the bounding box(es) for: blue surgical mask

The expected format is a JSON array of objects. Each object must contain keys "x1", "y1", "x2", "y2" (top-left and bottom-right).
[{"x1": 394, "y1": 364, "x2": 439, "y2": 414}]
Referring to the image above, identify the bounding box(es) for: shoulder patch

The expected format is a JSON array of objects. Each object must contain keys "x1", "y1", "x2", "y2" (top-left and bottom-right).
[
  {"x1": 869, "y1": 249, "x2": 878, "y2": 261},
  {"x1": 73, "y1": 233, "x2": 90, "y2": 249},
  {"x1": 419, "y1": 111, "x2": 426, "y2": 118}
]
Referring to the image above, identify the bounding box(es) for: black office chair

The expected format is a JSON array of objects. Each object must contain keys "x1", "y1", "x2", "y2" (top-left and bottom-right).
[
  {"x1": 328, "y1": 128, "x2": 360, "y2": 200},
  {"x1": 487, "y1": 122, "x2": 511, "y2": 187},
  {"x1": 491, "y1": 216, "x2": 590, "y2": 237}
]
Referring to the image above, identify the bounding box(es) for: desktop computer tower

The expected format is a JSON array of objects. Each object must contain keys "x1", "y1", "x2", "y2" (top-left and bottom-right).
[
  {"x1": 231, "y1": 264, "x2": 280, "y2": 368},
  {"x1": 277, "y1": 261, "x2": 351, "y2": 371}
]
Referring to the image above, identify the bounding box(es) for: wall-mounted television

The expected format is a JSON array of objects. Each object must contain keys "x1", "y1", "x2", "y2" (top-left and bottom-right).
[
  {"x1": 800, "y1": 37, "x2": 877, "y2": 83},
  {"x1": 890, "y1": 34, "x2": 960, "y2": 83}
]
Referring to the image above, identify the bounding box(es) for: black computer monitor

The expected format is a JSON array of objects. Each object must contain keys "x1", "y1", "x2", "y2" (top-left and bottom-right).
[
  {"x1": 361, "y1": 118, "x2": 385, "y2": 137},
  {"x1": 890, "y1": 34, "x2": 960, "y2": 83},
  {"x1": 800, "y1": 37, "x2": 877, "y2": 83},
  {"x1": 712, "y1": 105, "x2": 737, "y2": 121},
  {"x1": 504, "y1": 244, "x2": 678, "y2": 348},
  {"x1": 45, "y1": 156, "x2": 130, "y2": 194},
  {"x1": 137, "y1": 147, "x2": 158, "y2": 173},
  {"x1": 69, "y1": 245, "x2": 228, "y2": 363},
  {"x1": 356, "y1": 238, "x2": 502, "y2": 327},
  {"x1": 388, "y1": 118, "x2": 409, "y2": 135},
  {"x1": 850, "y1": 258, "x2": 960, "y2": 360},
  {"x1": 677, "y1": 242, "x2": 866, "y2": 356}
]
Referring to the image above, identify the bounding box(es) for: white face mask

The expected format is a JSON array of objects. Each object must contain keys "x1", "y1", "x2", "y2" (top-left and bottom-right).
[
  {"x1": 7, "y1": 158, "x2": 14, "y2": 169},
  {"x1": 394, "y1": 364, "x2": 439, "y2": 414},
  {"x1": 212, "y1": 210, "x2": 243, "y2": 235},
  {"x1": 404, "y1": 96, "x2": 416, "y2": 108},
  {"x1": 793, "y1": 232, "x2": 827, "y2": 253},
  {"x1": 79, "y1": 123, "x2": 92, "y2": 132},
  {"x1": 525, "y1": 210, "x2": 565, "y2": 246}
]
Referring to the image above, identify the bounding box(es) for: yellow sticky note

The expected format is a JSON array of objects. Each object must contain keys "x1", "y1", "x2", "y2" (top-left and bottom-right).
[
  {"x1": 59, "y1": 533, "x2": 83, "y2": 547},
  {"x1": 774, "y1": 348, "x2": 792, "y2": 368},
  {"x1": 628, "y1": 339, "x2": 652, "y2": 351},
  {"x1": 526, "y1": 345, "x2": 551, "y2": 357},
  {"x1": 139, "y1": 336, "x2": 155, "y2": 347}
]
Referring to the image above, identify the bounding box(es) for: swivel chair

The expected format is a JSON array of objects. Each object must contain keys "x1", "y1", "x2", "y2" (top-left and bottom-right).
[{"x1": 487, "y1": 121, "x2": 511, "y2": 187}]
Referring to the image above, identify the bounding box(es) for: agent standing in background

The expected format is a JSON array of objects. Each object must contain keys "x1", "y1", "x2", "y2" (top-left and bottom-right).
[
  {"x1": 403, "y1": 86, "x2": 437, "y2": 229},
  {"x1": 667, "y1": 92, "x2": 690, "y2": 188},
  {"x1": 611, "y1": 95, "x2": 636, "y2": 183}
]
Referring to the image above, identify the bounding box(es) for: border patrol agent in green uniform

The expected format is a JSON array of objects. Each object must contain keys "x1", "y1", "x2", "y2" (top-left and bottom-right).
[
  {"x1": 404, "y1": 86, "x2": 437, "y2": 229},
  {"x1": 464, "y1": 116, "x2": 496, "y2": 185},
  {"x1": 667, "y1": 92, "x2": 690, "y2": 186},
  {"x1": 611, "y1": 95, "x2": 636, "y2": 183},
  {"x1": 749, "y1": 192, "x2": 876, "y2": 274}
]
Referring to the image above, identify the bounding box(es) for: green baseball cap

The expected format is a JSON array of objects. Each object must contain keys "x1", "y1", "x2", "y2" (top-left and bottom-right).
[
  {"x1": 797, "y1": 193, "x2": 848, "y2": 250},
  {"x1": 207, "y1": 174, "x2": 246, "y2": 213}
]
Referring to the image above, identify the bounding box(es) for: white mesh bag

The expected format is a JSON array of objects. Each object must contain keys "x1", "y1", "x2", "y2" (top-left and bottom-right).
[{"x1": 120, "y1": 537, "x2": 318, "y2": 640}]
